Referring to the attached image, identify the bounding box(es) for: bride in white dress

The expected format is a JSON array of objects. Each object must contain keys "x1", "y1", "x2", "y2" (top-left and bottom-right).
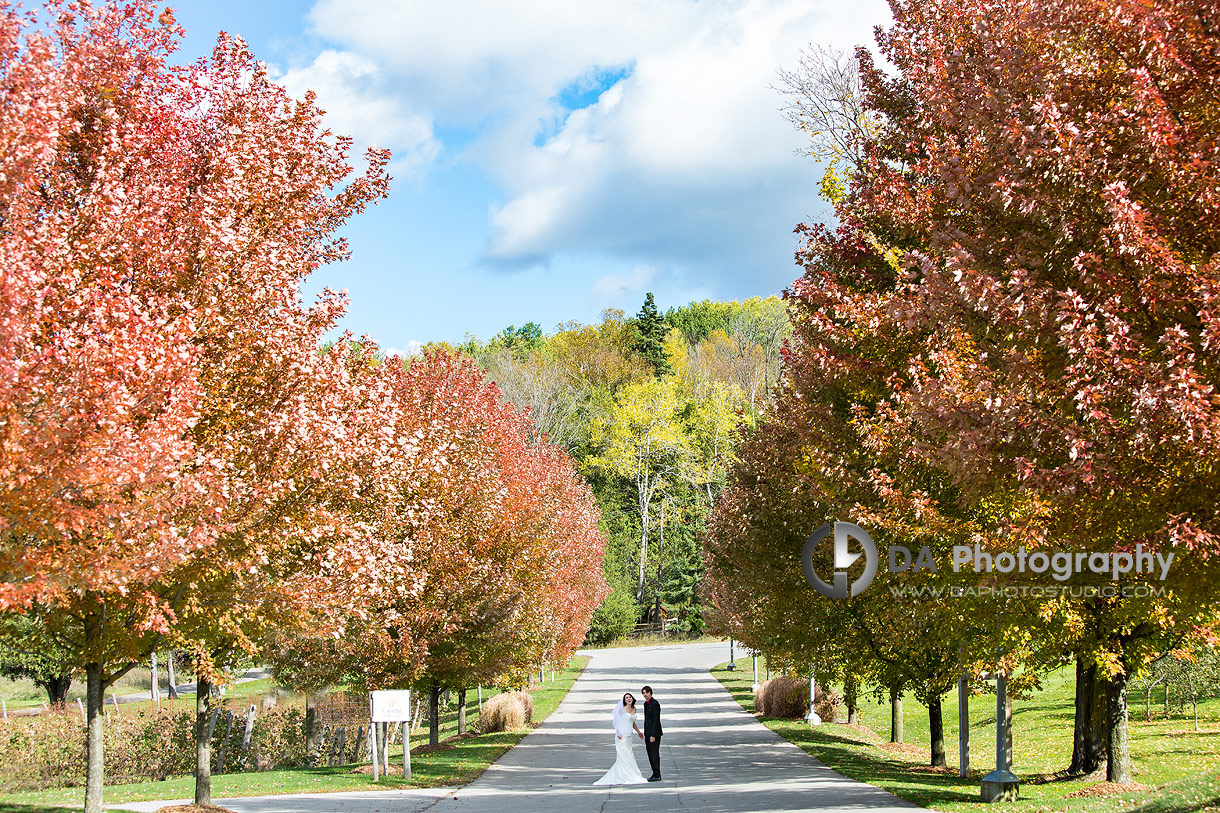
[{"x1": 593, "y1": 692, "x2": 648, "y2": 785}]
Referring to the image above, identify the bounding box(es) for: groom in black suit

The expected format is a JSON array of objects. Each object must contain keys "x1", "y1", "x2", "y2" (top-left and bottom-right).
[{"x1": 641, "y1": 685, "x2": 663, "y2": 781}]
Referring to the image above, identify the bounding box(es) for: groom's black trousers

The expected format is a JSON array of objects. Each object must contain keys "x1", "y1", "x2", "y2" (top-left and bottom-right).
[{"x1": 646, "y1": 736, "x2": 661, "y2": 777}]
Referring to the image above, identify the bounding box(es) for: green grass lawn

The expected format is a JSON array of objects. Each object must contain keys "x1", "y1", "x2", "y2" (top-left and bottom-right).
[
  {"x1": 713, "y1": 661, "x2": 1220, "y2": 813},
  {"x1": 0, "y1": 656, "x2": 589, "y2": 812},
  {"x1": 0, "y1": 675, "x2": 277, "y2": 715}
]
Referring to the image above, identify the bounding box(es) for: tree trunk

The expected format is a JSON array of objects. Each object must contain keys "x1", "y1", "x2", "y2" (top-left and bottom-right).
[
  {"x1": 304, "y1": 692, "x2": 320, "y2": 761},
  {"x1": 429, "y1": 683, "x2": 441, "y2": 747},
  {"x1": 195, "y1": 674, "x2": 213, "y2": 805},
  {"x1": 1070, "y1": 657, "x2": 1087, "y2": 773},
  {"x1": 889, "y1": 685, "x2": 903, "y2": 743},
  {"x1": 1004, "y1": 680, "x2": 1014, "y2": 771},
  {"x1": 637, "y1": 511, "x2": 650, "y2": 601},
  {"x1": 84, "y1": 662, "x2": 105, "y2": 813},
  {"x1": 1105, "y1": 670, "x2": 1132, "y2": 783},
  {"x1": 845, "y1": 674, "x2": 859, "y2": 726},
  {"x1": 928, "y1": 693, "x2": 946, "y2": 767},
  {"x1": 38, "y1": 673, "x2": 73, "y2": 707},
  {"x1": 457, "y1": 689, "x2": 467, "y2": 735},
  {"x1": 166, "y1": 652, "x2": 179, "y2": 699},
  {"x1": 1070, "y1": 660, "x2": 1107, "y2": 775},
  {"x1": 1087, "y1": 665, "x2": 1108, "y2": 774}
]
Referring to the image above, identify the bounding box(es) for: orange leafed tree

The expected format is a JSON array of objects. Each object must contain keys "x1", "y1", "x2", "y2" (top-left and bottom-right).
[
  {"x1": 273, "y1": 350, "x2": 607, "y2": 743},
  {"x1": 0, "y1": 2, "x2": 390, "y2": 810}
]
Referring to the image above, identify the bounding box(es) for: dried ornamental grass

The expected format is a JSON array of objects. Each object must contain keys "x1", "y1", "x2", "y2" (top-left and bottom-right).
[
  {"x1": 755, "y1": 677, "x2": 842, "y2": 722},
  {"x1": 477, "y1": 691, "x2": 534, "y2": 733}
]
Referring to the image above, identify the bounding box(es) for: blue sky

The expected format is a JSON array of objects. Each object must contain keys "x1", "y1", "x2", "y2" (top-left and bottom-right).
[{"x1": 169, "y1": 0, "x2": 891, "y2": 353}]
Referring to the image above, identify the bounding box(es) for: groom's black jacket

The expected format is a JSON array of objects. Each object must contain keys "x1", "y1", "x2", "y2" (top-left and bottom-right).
[{"x1": 643, "y1": 698, "x2": 663, "y2": 738}]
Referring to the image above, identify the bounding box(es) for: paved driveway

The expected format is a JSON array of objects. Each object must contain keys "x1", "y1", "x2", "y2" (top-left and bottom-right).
[{"x1": 117, "y1": 641, "x2": 915, "y2": 812}]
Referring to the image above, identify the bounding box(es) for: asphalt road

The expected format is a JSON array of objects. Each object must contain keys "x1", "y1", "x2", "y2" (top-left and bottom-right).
[{"x1": 116, "y1": 641, "x2": 915, "y2": 813}]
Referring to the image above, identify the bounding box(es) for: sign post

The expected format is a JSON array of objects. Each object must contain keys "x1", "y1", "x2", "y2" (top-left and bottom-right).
[
  {"x1": 371, "y1": 690, "x2": 412, "y2": 779},
  {"x1": 980, "y1": 667, "x2": 1018, "y2": 801},
  {"x1": 959, "y1": 673, "x2": 970, "y2": 778}
]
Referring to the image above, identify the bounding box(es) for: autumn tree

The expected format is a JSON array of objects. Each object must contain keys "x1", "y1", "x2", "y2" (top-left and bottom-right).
[
  {"x1": 0, "y1": 2, "x2": 390, "y2": 809},
  {"x1": 702, "y1": 231, "x2": 1002, "y2": 766},
  {"x1": 550, "y1": 309, "x2": 651, "y2": 396},
  {"x1": 587, "y1": 373, "x2": 692, "y2": 601},
  {"x1": 479, "y1": 347, "x2": 585, "y2": 450},
  {"x1": 0, "y1": 6, "x2": 223, "y2": 810},
  {"x1": 743, "y1": 0, "x2": 1220, "y2": 783},
  {"x1": 834, "y1": 0, "x2": 1220, "y2": 782},
  {"x1": 271, "y1": 350, "x2": 606, "y2": 746}
]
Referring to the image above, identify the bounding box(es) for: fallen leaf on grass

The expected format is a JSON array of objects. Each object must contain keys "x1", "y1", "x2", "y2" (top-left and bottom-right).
[
  {"x1": 876, "y1": 741, "x2": 926, "y2": 758},
  {"x1": 1065, "y1": 782, "x2": 1150, "y2": 798}
]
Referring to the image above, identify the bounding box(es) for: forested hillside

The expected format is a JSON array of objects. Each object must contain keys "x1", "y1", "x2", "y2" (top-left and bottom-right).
[{"x1": 437, "y1": 294, "x2": 790, "y2": 643}]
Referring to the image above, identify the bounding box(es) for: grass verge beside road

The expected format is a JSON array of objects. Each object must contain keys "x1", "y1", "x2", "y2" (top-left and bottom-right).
[
  {"x1": 713, "y1": 661, "x2": 1220, "y2": 813},
  {"x1": 0, "y1": 655, "x2": 589, "y2": 811}
]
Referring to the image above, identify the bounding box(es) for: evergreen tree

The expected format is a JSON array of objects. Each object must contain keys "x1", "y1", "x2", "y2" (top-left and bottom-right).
[{"x1": 631, "y1": 293, "x2": 674, "y2": 377}]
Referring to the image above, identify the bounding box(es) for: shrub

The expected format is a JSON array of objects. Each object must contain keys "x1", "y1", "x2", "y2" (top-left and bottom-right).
[
  {"x1": 0, "y1": 699, "x2": 311, "y2": 792},
  {"x1": 585, "y1": 590, "x2": 639, "y2": 645},
  {"x1": 248, "y1": 705, "x2": 307, "y2": 769},
  {"x1": 478, "y1": 691, "x2": 533, "y2": 733},
  {"x1": 755, "y1": 678, "x2": 841, "y2": 722}
]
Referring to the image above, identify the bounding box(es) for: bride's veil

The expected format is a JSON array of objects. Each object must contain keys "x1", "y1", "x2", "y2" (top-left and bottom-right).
[{"x1": 612, "y1": 698, "x2": 628, "y2": 727}]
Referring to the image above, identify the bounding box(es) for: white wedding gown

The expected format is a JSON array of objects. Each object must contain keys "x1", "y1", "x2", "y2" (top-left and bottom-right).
[{"x1": 593, "y1": 703, "x2": 648, "y2": 785}]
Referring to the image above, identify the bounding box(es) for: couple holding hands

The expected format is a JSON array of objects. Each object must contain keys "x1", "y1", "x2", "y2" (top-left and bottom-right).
[{"x1": 594, "y1": 684, "x2": 663, "y2": 785}]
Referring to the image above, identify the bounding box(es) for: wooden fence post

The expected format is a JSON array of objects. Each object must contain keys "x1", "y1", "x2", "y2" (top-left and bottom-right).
[
  {"x1": 216, "y1": 710, "x2": 235, "y2": 773},
  {"x1": 335, "y1": 727, "x2": 348, "y2": 765},
  {"x1": 240, "y1": 704, "x2": 256, "y2": 767}
]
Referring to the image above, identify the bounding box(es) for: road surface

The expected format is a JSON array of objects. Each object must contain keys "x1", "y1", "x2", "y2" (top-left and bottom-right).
[{"x1": 117, "y1": 641, "x2": 915, "y2": 812}]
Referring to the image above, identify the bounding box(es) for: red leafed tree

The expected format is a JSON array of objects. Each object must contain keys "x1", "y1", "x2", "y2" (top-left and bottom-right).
[
  {"x1": 272, "y1": 349, "x2": 606, "y2": 745},
  {"x1": 160, "y1": 31, "x2": 388, "y2": 806},
  {"x1": 0, "y1": 2, "x2": 390, "y2": 809},
  {"x1": 712, "y1": 0, "x2": 1220, "y2": 779},
  {"x1": 529, "y1": 441, "x2": 610, "y2": 662},
  {"x1": 0, "y1": 3, "x2": 219, "y2": 615},
  {"x1": 0, "y1": 6, "x2": 221, "y2": 811},
  {"x1": 823, "y1": 0, "x2": 1220, "y2": 781}
]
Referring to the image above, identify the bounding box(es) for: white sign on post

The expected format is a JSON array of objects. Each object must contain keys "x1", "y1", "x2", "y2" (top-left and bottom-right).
[
  {"x1": 369, "y1": 690, "x2": 412, "y2": 781},
  {"x1": 371, "y1": 690, "x2": 411, "y2": 722}
]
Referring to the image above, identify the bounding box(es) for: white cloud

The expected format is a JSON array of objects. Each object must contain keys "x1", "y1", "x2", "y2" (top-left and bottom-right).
[
  {"x1": 307, "y1": 0, "x2": 678, "y2": 122},
  {"x1": 592, "y1": 265, "x2": 657, "y2": 303},
  {"x1": 382, "y1": 340, "x2": 424, "y2": 358},
  {"x1": 275, "y1": 50, "x2": 441, "y2": 177},
  {"x1": 300, "y1": 0, "x2": 890, "y2": 293}
]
